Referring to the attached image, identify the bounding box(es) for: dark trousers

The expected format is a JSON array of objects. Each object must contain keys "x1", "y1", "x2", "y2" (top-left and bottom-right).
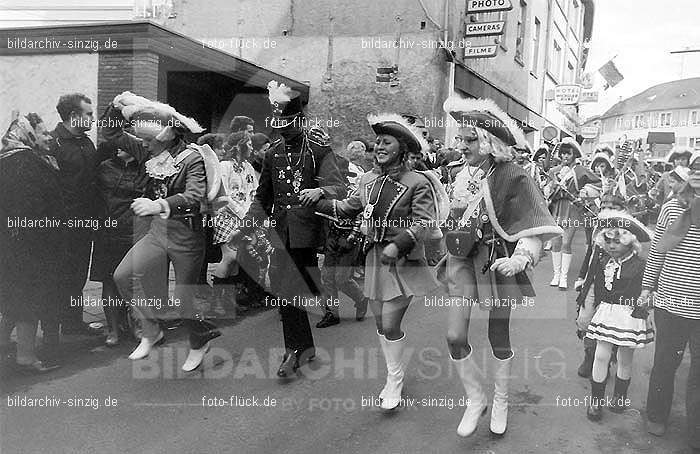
[
  {"x1": 270, "y1": 246, "x2": 318, "y2": 352},
  {"x1": 577, "y1": 227, "x2": 594, "y2": 280},
  {"x1": 322, "y1": 241, "x2": 364, "y2": 314},
  {"x1": 114, "y1": 224, "x2": 204, "y2": 344},
  {"x1": 646, "y1": 309, "x2": 700, "y2": 448}
]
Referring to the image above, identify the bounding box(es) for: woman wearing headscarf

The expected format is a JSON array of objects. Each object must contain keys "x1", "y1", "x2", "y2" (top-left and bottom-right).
[
  {"x1": 437, "y1": 97, "x2": 562, "y2": 437},
  {"x1": 0, "y1": 113, "x2": 65, "y2": 373},
  {"x1": 91, "y1": 129, "x2": 150, "y2": 346},
  {"x1": 111, "y1": 92, "x2": 222, "y2": 372},
  {"x1": 314, "y1": 114, "x2": 445, "y2": 410}
]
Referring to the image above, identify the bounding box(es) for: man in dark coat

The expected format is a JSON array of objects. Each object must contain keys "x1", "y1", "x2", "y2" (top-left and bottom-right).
[
  {"x1": 242, "y1": 81, "x2": 346, "y2": 377},
  {"x1": 47, "y1": 93, "x2": 106, "y2": 338}
]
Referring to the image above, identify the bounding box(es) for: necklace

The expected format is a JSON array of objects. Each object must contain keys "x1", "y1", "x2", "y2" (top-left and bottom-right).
[{"x1": 363, "y1": 175, "x2": 389, "y2": 220}]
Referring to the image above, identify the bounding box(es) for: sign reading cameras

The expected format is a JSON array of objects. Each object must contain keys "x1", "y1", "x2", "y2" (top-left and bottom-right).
[
  {"x1": 467, "y1": 0, "x2": 513, "y2": 13},
  {"x1": 465, "y1": 21, "x2": 506, "y2": 37},
  {"x1": 464, "y1": 44, "x2": 498, "y2": 59}
]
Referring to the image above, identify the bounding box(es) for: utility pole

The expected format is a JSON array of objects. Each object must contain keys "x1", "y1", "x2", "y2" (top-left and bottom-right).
[{"x1": 670, "y1": 47, "x2": 700, "y2": 79}]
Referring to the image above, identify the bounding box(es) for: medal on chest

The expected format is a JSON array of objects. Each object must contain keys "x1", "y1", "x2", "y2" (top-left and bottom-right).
[
  {"x1": 292, "y1": 169, "x2": 302, "y2": 193},
  {"x1": 363, "y1": 204, "x2": 374, "y2": 220}
]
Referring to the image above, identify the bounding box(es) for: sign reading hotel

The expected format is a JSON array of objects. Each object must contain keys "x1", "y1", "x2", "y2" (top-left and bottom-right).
[
  {"x1": 579, "y1": 89, "x2": 599, "y2": 103},
  {"x1": 464, "y1": 44, "x2": 498, "y2": 59},
  {"x1": 554, "y1": 85, "x2": 582, "y2": 105},
  {"x1": 465, "y1": 21, "x2": 506, "y2": 37},
  {"x1": 467, "y1": 0, "x2": 513, "y2": 13}
]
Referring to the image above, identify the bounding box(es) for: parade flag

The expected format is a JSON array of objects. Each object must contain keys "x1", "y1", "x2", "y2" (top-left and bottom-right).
[{"x1": 599, "y1": 59, "x2": 624, "y2": 89}]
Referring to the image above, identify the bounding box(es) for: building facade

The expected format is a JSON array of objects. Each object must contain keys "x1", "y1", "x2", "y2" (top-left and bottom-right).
[
  {"x1": 1, "y1": 0, "x2": 595, "y2": 151},
  {"x1": 589, "y1": 77, "x2": 700, "y2": 158},
  {"x1": 165, "y1": 0, "x2": 595, "y2": 150}
]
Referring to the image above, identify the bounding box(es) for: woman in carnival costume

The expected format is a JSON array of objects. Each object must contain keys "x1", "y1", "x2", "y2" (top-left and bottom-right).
[
  {"x1": 314, "y1": 113, "x2": 447, "y2": 410},
  {"x1": 437, "y1": 97, "x2": 563, "y2": 437},
  {"x1": 111, "y1": 92, "x2": 224, "y2": 372}
]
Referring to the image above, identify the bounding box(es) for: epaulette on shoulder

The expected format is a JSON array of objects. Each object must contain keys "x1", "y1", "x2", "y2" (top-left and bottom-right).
[
  {"x1": 446, "y1": 159, "x2": 465, "y2": 167},
  {"x1": 306, "y1": 127, "x2": 331, "y2": 147}
]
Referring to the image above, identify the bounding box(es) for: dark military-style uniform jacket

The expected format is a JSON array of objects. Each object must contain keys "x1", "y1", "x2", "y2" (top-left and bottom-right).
[{"x1": 246, "y1": 127, "x2": 346, "y2": 249}]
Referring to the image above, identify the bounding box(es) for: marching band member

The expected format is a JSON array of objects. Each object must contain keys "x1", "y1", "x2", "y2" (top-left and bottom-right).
[{"x1": 547, "y1": 138, "x2": 600, "y2": 290}]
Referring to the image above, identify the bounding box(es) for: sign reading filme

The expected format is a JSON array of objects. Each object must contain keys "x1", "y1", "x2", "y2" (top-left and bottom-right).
[
  {"x1": 465, "y1": 44, "x2": 498, "y2": 58},
  {"x1": 467, "y1": 0, "x2": 513, "y2": 13}
]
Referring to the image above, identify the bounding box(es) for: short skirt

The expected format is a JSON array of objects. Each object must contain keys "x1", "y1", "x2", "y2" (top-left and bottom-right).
[
  {"x1": 549, "y1": 198, "x2": 581, "y2": 227},
  {"x1": 586, "y1": 302, "x2": 654, "y2": 348},
  {"x1": 212, "y1": 210, "x2": 241, "y2": 245},
  {"x1": 363, "y1": 243, "x2": 440, "y2": 301}
]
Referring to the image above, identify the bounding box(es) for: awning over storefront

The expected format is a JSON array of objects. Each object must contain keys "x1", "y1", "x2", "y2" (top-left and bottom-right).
[
  {"x1": 454, "y1": 64, "x2": 543, "y2": 132},
  {"x1": 647, "y1": 131, "x2": 675, "y2": 145}
]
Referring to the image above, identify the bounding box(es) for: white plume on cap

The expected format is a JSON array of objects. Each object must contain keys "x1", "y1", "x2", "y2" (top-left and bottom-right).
[
  {"x1": 267, "y1": 80, "x2": 293, "y2": 105},
  {"x1": 366, "y1": 112, "x2": 430, "y2": 154},
  {"x1": 111, "y1": 91, "x2": 204, "y2": 133},
  {"x1": 442, "y1": 96, "x2": 527, "y2": 148}
]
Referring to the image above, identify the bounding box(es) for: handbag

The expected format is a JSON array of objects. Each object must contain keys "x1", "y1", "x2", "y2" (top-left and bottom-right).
[{"x1": 445, "y1": 220, "x2": 482, "y2": 258}]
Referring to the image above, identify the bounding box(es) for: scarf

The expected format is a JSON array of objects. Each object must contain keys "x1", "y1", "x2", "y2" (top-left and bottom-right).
[{"x1": 0, "y1": 116, "x2": 59, "y2": 170}]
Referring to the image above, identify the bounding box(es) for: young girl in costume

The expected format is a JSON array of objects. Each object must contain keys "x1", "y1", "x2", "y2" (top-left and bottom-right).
[{"x1": 581, "y1": 209, "x2": 654, "y2": 421}]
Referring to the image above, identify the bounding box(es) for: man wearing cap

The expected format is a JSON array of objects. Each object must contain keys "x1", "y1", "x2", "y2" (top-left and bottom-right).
[{"x1": 239, "y1": 81, "x2": 346, "y2": 378}]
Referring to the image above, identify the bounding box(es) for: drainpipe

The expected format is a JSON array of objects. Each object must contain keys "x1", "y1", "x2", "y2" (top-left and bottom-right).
[
  {"x1": 539, "y1": 0, "x2": 554, "y2": 136},
  {"x1": 444, "y1": 0, "x2": 455, "y2": 145}
]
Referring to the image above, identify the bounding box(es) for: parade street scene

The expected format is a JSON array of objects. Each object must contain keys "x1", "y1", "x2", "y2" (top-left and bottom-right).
[{"x1": 0, "y1": 1, "x2": 699, "y2": 453}]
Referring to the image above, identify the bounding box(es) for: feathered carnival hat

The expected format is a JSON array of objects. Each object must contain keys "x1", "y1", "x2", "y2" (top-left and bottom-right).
[
  {"x1": 557, "y1": 137, "x2": 582, "y2": 158},
  {"x1": 442, "y1": 97, "x2": 527, "y2": 148},
  {"x1": 589, "y1": 152, "x2": 614, "y2": 172},
  {"x1": 366, "y1": 113, "x2": 429, "y2": 155},
  {"x1": 596, "y1": 208, "x2": 652, "y2": 243},
  {"x1": 111, "y1": 91, "x2": 204, "y2": 141},
  {"x1": 267, "y1": 80, "x2": 303, "y2": 129}
]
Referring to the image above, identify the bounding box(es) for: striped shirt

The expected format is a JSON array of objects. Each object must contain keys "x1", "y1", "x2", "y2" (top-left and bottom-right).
[{"x1": 642, "y1": 198, "x2": 700, "y2": 319}]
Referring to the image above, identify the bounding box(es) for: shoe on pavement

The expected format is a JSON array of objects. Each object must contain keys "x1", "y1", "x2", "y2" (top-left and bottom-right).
[{"x1": 316, "y1": 312, "x2": 340, "y2": 328}]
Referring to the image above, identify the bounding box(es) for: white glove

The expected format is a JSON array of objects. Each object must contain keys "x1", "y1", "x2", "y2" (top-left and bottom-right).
[{"x1": 490, "y1": 255, "x2": 530, "y2": 277}]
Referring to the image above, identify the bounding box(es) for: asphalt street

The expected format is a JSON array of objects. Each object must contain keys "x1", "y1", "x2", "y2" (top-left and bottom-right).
[{"x1": 0, "y1": 233, "x2": 692, "y2": 454}]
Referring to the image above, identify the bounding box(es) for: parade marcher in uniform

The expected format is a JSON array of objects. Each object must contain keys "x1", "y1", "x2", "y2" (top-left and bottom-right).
[
  {"x1": 315, "y1": 113, "x2": 446, "y2": 410},
  {"x1": 525, "y1": 146, "x2": 549, "y2": 195},
  {"x1": 238, "y1": 81, "x2": 346, "y2": 378},
  {"x1": 581, "y1": 210, "x2": 654, "y2": 421},
  {"x1": 643, "y1": 151, "x2": 700, "y2": 451},
  {"x1": 574, "y1": 152, "x2": 617, "y2": 291},
  {"x1": 110, "y1": 92, "x2": 223, "y2": 372},
  {"x1": 547, "y1": 138, "x2": 600, "y2": 290},
  {"x1": 437, "y1": 97, "x2": 563, "y2": 437}
]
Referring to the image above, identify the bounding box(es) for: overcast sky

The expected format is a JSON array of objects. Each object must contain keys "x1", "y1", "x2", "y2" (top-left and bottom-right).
[{"x1": 581, "y1": 0, "x2": 700, "y2": 119}]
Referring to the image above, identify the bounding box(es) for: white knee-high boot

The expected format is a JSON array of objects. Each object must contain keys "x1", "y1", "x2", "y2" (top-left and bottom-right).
[
  {"x1": 380, "y1": 333, "x2": 406, "y2": 410},
  {"x1": 490, "y1": 353, "x2": 514, "y2": 436},
  {"x1": 550, "y1": 251, "x2": 562, "y2": 286},
  {"x1": 377, "y1": 331, "x2": 389, "y2": 400},
  {"x1": 452, "y1": 349, "x2": 487, "y2": 437},
  {"x1": 559, "y1": 253, "x2": 572, "y2": 290}
]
